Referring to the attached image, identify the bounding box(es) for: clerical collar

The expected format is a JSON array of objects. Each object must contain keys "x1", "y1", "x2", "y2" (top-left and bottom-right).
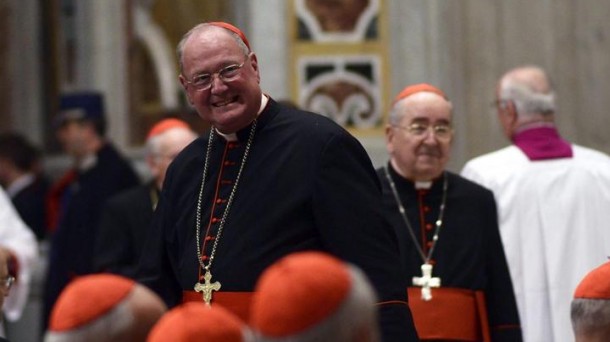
[
  {"x1": 512, "y1": 123, "x2": 573, "y2": 161},
  {"x1": 387, "y1": 163, "x2": 440, "y2": 190},
  {"x1": 415, "y1": 181, "x2": 433, "y2": 189},
  {"x1": 78, "y1": 153, "x2": 98, "y2": 172},
  {"x1": 6, "y1": 173, "x2": 35, "y2": 198},
  {"x1": 215, "y1": 94, "x2": 269, "y2": 142}
]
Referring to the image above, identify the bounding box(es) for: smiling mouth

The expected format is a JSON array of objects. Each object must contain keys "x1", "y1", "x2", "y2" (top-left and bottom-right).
[
  {"x1": 418, "y1": 150, "x2": 441, "y2": 158},
  {"x1": 213, "y1": 96, "x2": 238, "y2": 107}
]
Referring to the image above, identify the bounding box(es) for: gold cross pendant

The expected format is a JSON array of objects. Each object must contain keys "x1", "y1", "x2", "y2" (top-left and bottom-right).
[{"x1": 194, "y1": 269, "x2": 221, "y2": 306}]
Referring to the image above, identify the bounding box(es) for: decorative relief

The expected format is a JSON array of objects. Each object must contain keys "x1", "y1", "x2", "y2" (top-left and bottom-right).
[
  {"x1": 290, "y1": 0, "x2": 388, "y2": 131},
  {"x1": 298, "y1": 55, "x2": 381, "y2": 129}
]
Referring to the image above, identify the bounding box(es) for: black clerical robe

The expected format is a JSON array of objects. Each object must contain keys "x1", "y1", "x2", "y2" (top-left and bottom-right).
[
  {"x1": 138, "y1": 98, "x2": 419, "y2": 341},
  {"x1": 378, "y1": 165, "x2": 522, "y2": 342},
  {"x1": 11, "y1": 175, "x2": 49, "y2": 240},
  {"x1": 44, "y1": 143, "x2": 140, "y2": 328},
  {"x1": 94, "y1": 182, "x2": 158, "y2": 277}
]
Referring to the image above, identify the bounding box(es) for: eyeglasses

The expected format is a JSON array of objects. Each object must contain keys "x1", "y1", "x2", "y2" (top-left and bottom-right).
[
  {"x1": 393, "y1": 123, "x2": 453, "y2": 140},
  {"x1": 1, "y1": 276, "x2": 14, "y2": 292},
  {"x1": 184, "y1": 57, "x2": 248, "y2": 91}
]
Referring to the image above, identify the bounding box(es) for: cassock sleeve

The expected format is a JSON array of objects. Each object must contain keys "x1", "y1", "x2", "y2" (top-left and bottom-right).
[
  {"x1": 483, "y1": 192, "x2": 523, "y2": 341},
  {"x1": 312, "y1": 130, "x2": 419, "y2": 342}
]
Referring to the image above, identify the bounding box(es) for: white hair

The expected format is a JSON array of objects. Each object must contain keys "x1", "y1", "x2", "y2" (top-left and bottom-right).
[
  {"x1": 44, "y1": 298, "x2": 135, "y2": 342},
  {"x1": 571, "y1": 298, "x2": 610, "y2": 337},
  {"x1": 255, "y1": 265, "x2": 381, "y2": 342},
  {"x1": 499, "y1": 81, "x2": 556, "y2": 116},
  {"x1": 145, "y1": 126, "x2": 197, "y2": 158}
]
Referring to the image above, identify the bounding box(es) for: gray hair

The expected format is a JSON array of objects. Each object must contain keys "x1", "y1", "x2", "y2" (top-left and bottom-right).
[
  {"x1": 571, "y1": 298, "x2": 610, "y2": 337},
  {"x1": 145, "y1": 125, "x2": 197, "y2": 159},
  {"x1": 177, "y1": 23, "x2": 251, "y2": 73},
  {"x1": 499, "y1": 80, "x2": 556, "y2": 117},
  {"x1": 255, "y1": 265, "x2": 380, "y2": 342},
  {"x1": 44, "y1": 297, "x2": 135, "y2": 342}
]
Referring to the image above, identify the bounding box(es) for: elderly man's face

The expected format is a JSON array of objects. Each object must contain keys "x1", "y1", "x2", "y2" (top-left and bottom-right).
[
  {"x1": 148, "y1": 129, "x2": 197, "y2": 190},
  {"x1": 180, "y1": 27, "x2": 262, "y2": 134},
  {"x1": 386, "y1": 93, "x2": 453, "y2": 181}
]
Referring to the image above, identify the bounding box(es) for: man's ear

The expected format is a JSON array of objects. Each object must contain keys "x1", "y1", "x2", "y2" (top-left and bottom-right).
[
  {"x1": 248, "y1": 53, "x2": 261, "y2": 83},
  {"x1": 179, "y1": 75, "x2": 194, "y2": 105},
  {"x1": 385, "y1": 124, "x2": 395, "y2": 154},
  {"x1": 505, "y1": 100, "x2": 518, "y2": 125}
]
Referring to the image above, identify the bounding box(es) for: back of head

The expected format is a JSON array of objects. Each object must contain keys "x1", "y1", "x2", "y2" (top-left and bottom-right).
[
  {"x1": 145, "y1": 118, "x2": 196, "y2": 157},
  {"x1": 57, "y1": 92, "x2": 107, "y2": 136},
  {"x1": 0, "y1": 133, "x2": 40, "y2": 173},
  {"x1": 250, "y1": 251, "x2": 380, "y2": 342},
  {"x1": 498, "y1": 65, "x2": 556, "y2": 117},
  {"x1": 45, "y1": 274, "x2": 166, "y2": 342},
  {"x1": 571, "y1": 261, "x2": 610, "y2": 341},
  {"x1": 145, "y1": 118, "x2": 197, "y2": 189},
  {"x1": 148, "y1": 302, "x2": 252, "y2": 342}
]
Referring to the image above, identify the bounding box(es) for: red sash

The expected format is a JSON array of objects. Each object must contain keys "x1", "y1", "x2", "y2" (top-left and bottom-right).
[
  {"x1": 407, "y1": 287, "x2": 490, "y2": 341},
  {"x1": 183, "y1": 291, "x2": 253, "y2": 321}
]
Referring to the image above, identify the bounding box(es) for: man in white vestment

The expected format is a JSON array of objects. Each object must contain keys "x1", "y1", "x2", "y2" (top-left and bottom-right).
[
  {"x1": 461, "y1": 65, "x2": 610, "y2": 342},
  {"x1": 0, "y1": 186, "x2": 37, "y2": 337}
]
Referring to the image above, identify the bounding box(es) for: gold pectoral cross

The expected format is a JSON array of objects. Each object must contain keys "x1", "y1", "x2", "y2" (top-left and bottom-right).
[
  {"x1": 194, "y1": 269, "x2": 221, "y2": 306},
  {"x1": 412, "y1": 263, "x2": 441, "y2": 301}
]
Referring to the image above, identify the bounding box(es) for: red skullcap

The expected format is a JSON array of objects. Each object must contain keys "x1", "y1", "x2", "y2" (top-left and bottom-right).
[
  {"x1": 574, "y1": 261, "x2": 610, "y2": 299},
  {"x1": 146, "y1": 118, "x2": 190, "y2": 139},
  {"x1": 249, "y1": 251, "x2": 352, "y2": 337},
  {"x1": 49, "y1": 274, "x2": 135, "y2": 331},
  {"x1": 148, "y1": 303, "x2": 247, "y2": 342},
  {"x1": 393, "y1": 83, "x2": 448, "y2": 105},
  {"x1": 208, "y1": 22, "x2": 251, "y2": 51}
]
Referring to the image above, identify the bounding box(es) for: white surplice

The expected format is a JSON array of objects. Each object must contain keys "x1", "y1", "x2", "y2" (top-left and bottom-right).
[
  {"x1": 0, "y1": 187, "x2": 37, "y2": 323},
  {"x1": 461, "y1": 144, "x2": 610, "y2": 342}
]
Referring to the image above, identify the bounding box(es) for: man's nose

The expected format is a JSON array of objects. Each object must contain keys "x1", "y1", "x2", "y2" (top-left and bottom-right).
[{"x1": 209, "y1": 74, "x2": 228, "y2": 93}]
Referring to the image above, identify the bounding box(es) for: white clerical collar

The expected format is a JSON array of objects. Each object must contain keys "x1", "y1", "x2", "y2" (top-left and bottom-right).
[
  {"x1": 6, "y1": 173, "x2": 35, "y2": 198},
  {"x1": 414, "y1": 181, "x2": 433, "y2": 189},
  {"x1": 215, "y1": 94, "x2": 269, "y2": 142},
  {"x1": 78, "y1": 153, "x2": 98, "y2": 172}
]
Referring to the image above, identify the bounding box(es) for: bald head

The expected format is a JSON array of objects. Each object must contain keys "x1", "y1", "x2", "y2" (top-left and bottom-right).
[
  {"x1": 500, "y1": 66, "x2": 552, "y2": 94},
  {"x1": 177, "y1": 23, "x2": 250, "y2": 73}
]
